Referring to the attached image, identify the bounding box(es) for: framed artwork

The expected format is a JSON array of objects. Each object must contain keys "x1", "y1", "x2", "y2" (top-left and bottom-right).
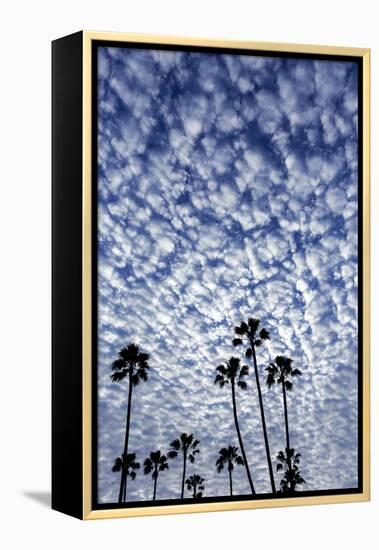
[{"x1": 52, "y1": 31, "x2": 370, "y2": 520}]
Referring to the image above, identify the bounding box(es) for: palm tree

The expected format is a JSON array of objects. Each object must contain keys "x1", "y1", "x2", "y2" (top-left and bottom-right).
[
  {"x1": 185, "y1": 474, "x2": 205, "y2": 499},
  {"x1": 266, "y1": 356, "x2": 302, "y2": 453},
  {"x1": 110, "y1": 343, "x2": 150, "y2": 503},
  {"x1": 111, "y1": 452, "x2": 140, "y2": 502},
  {"x1": 233, "y1": 318, "x2": 276, "y2": 494},
  {"x1": 276, "y1": 448, "x2": 305, "y2": 493},
  {"x1": 168, "y1": 433, "x2": 200, "y2": 499},
  {"x1": 215, "y1": 445, "x2": 244, "y2": 496},
  {"x1": 143, "y1": 450, "x2": 169, "y2": 501},
  {"x1": 214, "y1": 357, "x2": 255, "y2": 494}
]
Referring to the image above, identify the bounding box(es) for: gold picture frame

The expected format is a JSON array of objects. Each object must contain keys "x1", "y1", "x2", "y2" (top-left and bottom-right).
[{"x1": 52, "y1": 31, "x2": 370, "y2": 520}]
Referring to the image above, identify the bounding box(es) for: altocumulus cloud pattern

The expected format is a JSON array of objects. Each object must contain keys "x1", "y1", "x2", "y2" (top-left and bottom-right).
[{"x1": 97, "y1": 46, "x2": 359, "y2": 503}]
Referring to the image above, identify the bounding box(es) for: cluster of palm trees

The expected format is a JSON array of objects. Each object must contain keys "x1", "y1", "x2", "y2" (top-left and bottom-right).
[
  {"x1": 109, "y1": 317, "x2": 305, "y2": 503},
  {"x1": 110, "y1": 345, "x2": 204, "y2": 503},
  {"x1": 215, "y1": 317, "x2": 305, "y2": 495}
]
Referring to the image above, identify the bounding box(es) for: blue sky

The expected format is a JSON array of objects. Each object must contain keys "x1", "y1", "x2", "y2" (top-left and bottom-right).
[{"x1": 96, "y1": 46, "x2": 359, "y2": 503}]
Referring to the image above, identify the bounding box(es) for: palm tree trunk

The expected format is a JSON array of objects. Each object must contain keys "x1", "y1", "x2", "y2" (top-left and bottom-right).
[
  {"x1": 251, "y1": 344, "x2": 276, "y2": 494},
  {"x1": 228, "y1": 466, "x2": 233, "y2": 496},
  {"x1": 282, "y1": 381, "x2": 290, "y2": 451},
  {"x1": 231, "y1": 380, "x2": 255, "y2": 494},
  {"x1": 181, "y1": 451, "x2": 187, "y2": 499},
  {"x1": 123, "y1": 473, "x2": 128, "y2": 502},
  {"x1": 281, "y1": 381, "x2": 293, "y2": 489},
  {"x1": 153, "y1": 472, "x2": 158, "y2": 501},
  {"x1": 119, "y1": 369, "x2": 133, "y2": 503},
  {"x1": 193, "y1": 484, "x2": 196, "y2": 498}
]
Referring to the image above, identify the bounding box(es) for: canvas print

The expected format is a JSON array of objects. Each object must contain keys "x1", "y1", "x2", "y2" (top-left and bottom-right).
[{"x1": 95, "y1": 44, "x2": 361, "y2": 507}]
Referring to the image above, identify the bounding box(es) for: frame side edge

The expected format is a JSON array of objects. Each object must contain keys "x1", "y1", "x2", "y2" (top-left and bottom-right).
[
  {"x1": 362, "y1": 48, "x2": 370, "y2": 500},
  {"x1": 52, "y1": 31, "x2": 84, "y2": 520}
]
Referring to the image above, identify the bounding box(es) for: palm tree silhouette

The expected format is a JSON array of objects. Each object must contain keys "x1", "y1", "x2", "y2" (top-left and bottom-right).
[
  {"x1": 110, "y1": 343, "x2": 150, "y2": 503},
  {"x1": 111, "y1": 452, "x2": 140, "y2": 502},
  {"x1": 168, "y1": 433, "x2": 200, "y2": 499},
  {"x1": 214, "y1": 357, "x2": 255, "y2": 494},
  {"x1": 185, "y1": 474, "x2": 205, "y2": 499},
  {"x1": 143, "y1": 450, "x2": 169, "y2": 501},
  {"x1": 233, "y1": 318, "x2": 276, "y2": 493},
  {"x1": 215, "y1": 445, "x2": 244, "y2": 496},
  {"x1": 276, "y1": 448, "x2": 305, "y2": 493},
  {"x1": 266, "y1": 355, "x2": 302, "y2": 452},
  {"x1": 266, "y1": 355, "x2": 302, "y2": 487}
]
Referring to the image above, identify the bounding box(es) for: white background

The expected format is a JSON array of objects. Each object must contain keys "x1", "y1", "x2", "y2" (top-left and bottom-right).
[{"x1": 0, "y1": 1, "x2": 377, "y2": 548}]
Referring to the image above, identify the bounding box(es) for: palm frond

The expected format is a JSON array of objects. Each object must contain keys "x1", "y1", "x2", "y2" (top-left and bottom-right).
[
  {"x1": 119, "y1": 343, "x2": 140, "y2": 362},
  {"x1": 214, "y1": 374, "x2": 225, "y2": 386},
  {"x1": 111, "y1": 457, "x2": 123, "y2": 472},
  {"x1": 216, "y1": 364, "x2": 227, "y2": 375},
  {"x1": 143, "y1": 458, "x2": 153, "y2": 474},
  {"x1": 247, "y1": 317, "x2": 260, "y2": 334},
  {"x1": 138, "y1": 351, "x2": 150, "y2": 364},
  {"x1": 168, "y1": 450, "x2": 178, "y2": 459},
  {"x1": 232, "y1": 338, "x2": 243, "y2": 347},
  {"x1": 266, "y1": 372, "x2": 276, "y2": 388},
  {"x1": 292, "y1": 368, "x2": 302, "y2": 377},
  {"x1": 112, "y1": 359, "x2": 125, "y2": 371},
  {"x1": 138, "y1": 368, "x2": 149, "y2": 382},
  {"x1": 110, "y1": 370, "x2": 126, "y2": 383},
  {"x1": 234, "y1": 321, "x2": 248, "y2": 335},
  {"x1": 132, "y1": 373, "x2": 140, "y2": 386},
  {"x1": 125, "y1": 453, "x2": 139, "y2": 470},
  {"x1": 184, "y1": 433, "x2": 193, "y2": 445},
  {"x1": 277, "y1": 450, "x2": 286, "y2": 462},
  {"x1": 259, "y1": 328, "x2": 270, "y2": 340},
  {"x1": 170, "y1": 438, "x2": 180, "y2": 451},
  {"x1": 239, "y1": 365, "x2": 249, "y2": 377}
]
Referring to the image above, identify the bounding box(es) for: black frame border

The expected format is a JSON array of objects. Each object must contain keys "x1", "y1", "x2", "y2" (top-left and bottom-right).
[{"x1": 91, "y1": 40, "x2": 364, "y2": 511}]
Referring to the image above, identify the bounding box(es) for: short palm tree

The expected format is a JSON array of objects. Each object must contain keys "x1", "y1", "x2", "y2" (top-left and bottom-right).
[
  {"x1": 168, "y1": 433, "x2": 200, "y2": 499},
  {"x1": 276, "y1": 448, "x2": 305, "y2": 493},
  {"x1": 266, "y1": 356, "x2": 302, "y2": 453},
  {"x1": 143, "y1": 450, "x2": 169, "y2": 501},
  {"x1": 214, "y1": 357, "x2": 255, "y2": 494},
  {"x1": 233, "y1": 318, "x2": 276, "y2": 493},
  {"x1": 215, "y1": 445, "x2": 244, "y2": 496},
  {"x1": 111, "y1": 453, "x2": 140, "y2": 502},
  {"x1": 185, "y1": 474, "x2": 205, "y2": 499},
  {"x1": 111, "y1": 343, "x2": 150, "y2": 503}
]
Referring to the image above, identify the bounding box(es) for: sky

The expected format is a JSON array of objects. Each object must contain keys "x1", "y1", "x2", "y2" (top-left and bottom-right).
[{"x1": 96, "y1": 45, "x2": 359, "y2": 504}]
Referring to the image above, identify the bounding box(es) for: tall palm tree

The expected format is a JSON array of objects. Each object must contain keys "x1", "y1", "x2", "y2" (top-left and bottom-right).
[
  {"x1": 266, "y1": 355, "x2": 302, "y2": 453},
  {"x1": 214, "y1": 357, "x2": 255, "y2": 494},
  {"x1": 143, "y1": 450, "x2": 169, "y2": 501},
  {"x1": 111, "y1": 343, "x2": 150, "y2": 503},
  {"x1": 168, "y1": 433, "x2": 200, "y2": 499},
  {"x1": 185, "y1": 474, "x2": 205, "y2": 499},
  {"x1": 111, "y1": 452, "x2": 140, "y2": 502},
  {"x1": 276, "y1": 448, "x2": 305, "y2": 493},
  {"x1": 215, "y1": 445, "x2": 244, "y2": 496},
  {"x1": 233, "y1": 318, "x2": 276, "y2": 494}
]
